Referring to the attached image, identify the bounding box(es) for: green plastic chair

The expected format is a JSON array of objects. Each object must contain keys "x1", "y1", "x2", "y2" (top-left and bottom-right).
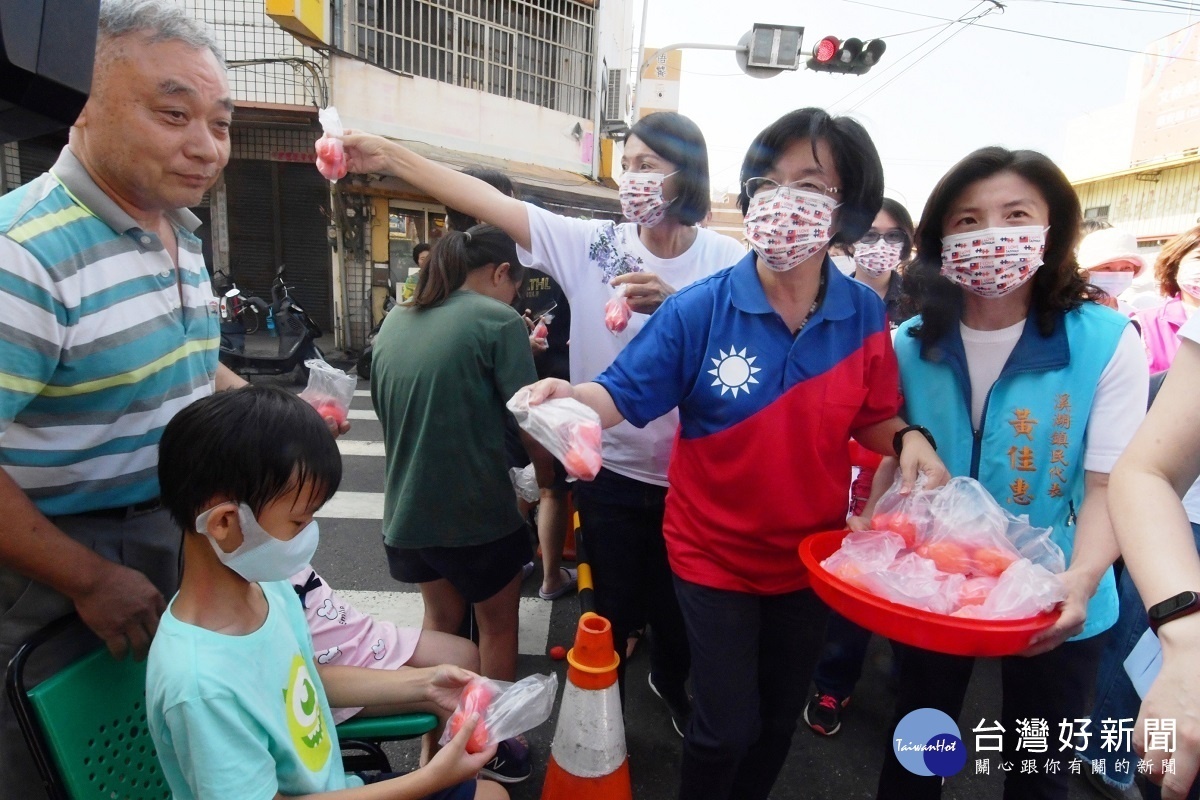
[{"x1": 5, "y1": 615, "x2": 439, "y2": 798}]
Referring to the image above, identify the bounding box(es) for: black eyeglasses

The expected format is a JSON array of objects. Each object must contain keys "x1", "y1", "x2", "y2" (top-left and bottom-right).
[{"x1": 859, "y1": 229, "x2": 908, "y2": 246}]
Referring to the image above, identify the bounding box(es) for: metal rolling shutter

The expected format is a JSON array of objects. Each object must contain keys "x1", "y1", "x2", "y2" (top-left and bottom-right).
[{"x1": 277, "y1": 162, "x2": 333, "y2": 332}]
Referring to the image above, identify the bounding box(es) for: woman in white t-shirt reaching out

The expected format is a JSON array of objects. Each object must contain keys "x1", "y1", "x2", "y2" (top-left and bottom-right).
[{"x1": 341, "y1": 114, "x2": 746, "y2": 734}]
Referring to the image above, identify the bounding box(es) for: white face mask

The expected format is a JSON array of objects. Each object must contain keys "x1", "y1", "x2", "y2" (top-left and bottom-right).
[
  {"x1": 744, "y1": 187, "x2": 838, "y2": 273},
  {"x1": 195, "y1": 503, "x2": 320, "y2": 583},
  {"x1": 831, "y1": 255, "x2": 856, "y2": 276},
  {"x1": 853, "y1": 240, "x2": 904, "y2": 278},
  {"x1": 1088, "y1": 271, "x2": 1134, "y2": 300},
  {"x1": 618, "y1": 171, "x2": 677, "y2": 227},
  {"x1": 940, "y1": 225, "x2": 1048, "y2": 298}
]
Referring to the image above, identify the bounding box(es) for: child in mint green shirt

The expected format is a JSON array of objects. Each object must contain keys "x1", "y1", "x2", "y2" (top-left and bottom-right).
[{"x1": 147, "y1": 386, "x2": 506, "y2": 800}]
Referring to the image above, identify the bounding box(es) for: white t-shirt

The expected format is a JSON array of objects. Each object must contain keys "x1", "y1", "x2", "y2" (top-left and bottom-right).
[
  {"x1": 517, "y1": 203, "x2": 747, "y2": 485},
  {"x1": 960, "y1": 317, "x2": 1147, "y2": 472},
  {"x1": 1175, "y1": 313, "x2": 1200, "y2": 524}
]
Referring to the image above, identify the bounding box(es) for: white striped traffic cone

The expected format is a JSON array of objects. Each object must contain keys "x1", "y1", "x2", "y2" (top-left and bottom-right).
[{"x1": 540, "y1": 612, "x2": 631, "y2": 800}]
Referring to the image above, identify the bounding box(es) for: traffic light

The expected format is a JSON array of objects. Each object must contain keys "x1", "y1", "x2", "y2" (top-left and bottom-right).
[{"x1": 807, "y1": 36, "x2": 886, "y2": 75}]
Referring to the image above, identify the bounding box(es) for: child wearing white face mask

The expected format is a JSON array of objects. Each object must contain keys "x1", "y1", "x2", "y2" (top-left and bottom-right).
[{"x1": 147, "y1": 386, "x2": 507, "y2": 800}]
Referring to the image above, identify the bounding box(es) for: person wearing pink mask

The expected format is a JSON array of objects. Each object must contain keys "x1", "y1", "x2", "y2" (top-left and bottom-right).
[
  {"x1": 338, "y1": 112, "x2": 744, "y2": 737},
  {"x1": 871, "y1": 147, "x2": 1149, "y2": 800},
  {"x1": 1078, "y1": 226, "x2": 1146, "y2": 315},
  {"x1": 1134, "y1": 224, "x2": 1200, "y2": 372},
  {"x1": 515, "y1": 107, "x2": 948, "y2": 800}
]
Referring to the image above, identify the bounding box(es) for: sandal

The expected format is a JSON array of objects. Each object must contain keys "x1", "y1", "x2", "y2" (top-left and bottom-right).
[{"x1": 538, "y1": 567, "x2": 578, "y2": 601}]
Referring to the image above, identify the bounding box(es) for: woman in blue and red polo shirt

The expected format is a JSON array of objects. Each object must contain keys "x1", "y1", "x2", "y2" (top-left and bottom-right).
[{"x1": 523, "y1": 107, "x2": 948, "y2": 800}]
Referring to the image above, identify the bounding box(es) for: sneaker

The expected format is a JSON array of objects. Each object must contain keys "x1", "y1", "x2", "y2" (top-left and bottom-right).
[
  {"x1": 480, "y1": 736, "x2": 531, "y2": 784},
  {"x1": 803, "y1": 692, "x2": 849, "y2": 736},
  {"x1": 647, "y1": 673, "x2": 691, "y2": 738}
]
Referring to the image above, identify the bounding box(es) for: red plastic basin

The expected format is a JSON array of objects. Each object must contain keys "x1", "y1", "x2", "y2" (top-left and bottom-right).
[{"x1": 799, "y1": 530, "x2": 1060, "y2": 657}]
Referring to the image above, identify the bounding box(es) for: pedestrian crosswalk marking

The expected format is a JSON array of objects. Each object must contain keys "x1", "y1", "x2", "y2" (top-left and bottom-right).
[
  {"x1": 315, "y1": 491, "x2": 384, "y2": 519},
  {"x1": 354, "y1": 389, "x2": 371, "y2": 397},
  {"x1": 337, "y1": 440, "x2": 386, "y2": 457},
  {"x1": 348, "y1": 409, "x2": 378, "y2": 421},
  {"x1": 337, "y1": 591, "x2": 552, "y2": 656}
]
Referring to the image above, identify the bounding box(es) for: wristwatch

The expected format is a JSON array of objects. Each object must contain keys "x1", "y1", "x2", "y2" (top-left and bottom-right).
[
  {"x1": 1148, "y1": 590, "x2": 1200, "y2": 633},
  {"x1": 893, "y1": 425, "x2": 936, "y2": 457}
]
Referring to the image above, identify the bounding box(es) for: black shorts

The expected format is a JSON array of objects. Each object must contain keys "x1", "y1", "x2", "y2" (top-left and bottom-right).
[
  {"x1": 385, "y1": 526, "x2": 532, "y2": 604},
  {"x1": 358, "y1": 773, "x2": 475, "y2": 799}
]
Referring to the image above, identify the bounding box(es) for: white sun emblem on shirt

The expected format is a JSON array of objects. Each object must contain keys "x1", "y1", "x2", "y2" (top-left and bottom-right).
[{"x1": 708, "y1": 346, "x2": 761, "y2": 397}]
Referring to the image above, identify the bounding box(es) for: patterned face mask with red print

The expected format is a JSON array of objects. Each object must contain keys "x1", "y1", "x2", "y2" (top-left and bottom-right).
[
  {"x1": 853, "y1": 239, "x2": 904, "y2": 278},
  {"x1": 619, "y1": 171, "x2": 678, "y2": 227},
  {"x1": 940, "y1": 225, "x2": 1048, "y2": 298},
  {"x1": 744, "y1": 187, "x2": 838, "y2": 273}
]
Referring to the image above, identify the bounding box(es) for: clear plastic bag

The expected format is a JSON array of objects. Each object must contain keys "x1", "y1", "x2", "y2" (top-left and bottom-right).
[
  {"x1": 439, "y1": 674, "x2": 559, "y2": 752},
  {"x1": 604, "y1": 284, "x2": 631, "y2": 334},
  {"x1": 532, "y1": 312, "x2": 552, "y2": 341},
  {"x1": 953, "y1": 558, "x2": 1067, "y2": 620},
  {"x1": 315, "y1": 107, "x2": 347, "y2": 182},
  {"x1": 507, "y1": 388, "x2": 602, "y2": 481},
  {"x1": 508, "y1": 464, "x2": 539, "y2": 504},
  {"x1": 299, "y1": 359, "x2": 356, "y2": 427},
  {"x1": 869, "y1": 473, "x2": 937, "y2": 549},
  {"x1": 854, "y1": 552, "x2": 967, "y2": 616},
  {"x1": 820, "y1": 530, "x2": 906, "y2": 584}
]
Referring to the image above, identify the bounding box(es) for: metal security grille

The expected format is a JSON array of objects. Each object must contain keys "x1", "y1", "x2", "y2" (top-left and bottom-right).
[
  {"x1": 351, "y1": 0, "x2": 594, "y2": 118},
  {"x1": 186, "y1": 0, "x2": 329, "y2": 107}
]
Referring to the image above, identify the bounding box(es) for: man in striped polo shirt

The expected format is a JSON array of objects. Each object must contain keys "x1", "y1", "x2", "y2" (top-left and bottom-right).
[{"x1": 0, "y1": 2, "x2": 248, "y2": 792}]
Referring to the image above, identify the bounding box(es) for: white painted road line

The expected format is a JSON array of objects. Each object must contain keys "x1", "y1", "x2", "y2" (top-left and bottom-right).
[
  {"x1": 338, "y1": 591, "x2": 553, "y2": 656},
  {"x1": 315, "y1": 491, "x2": 384, "y2": 520},
  {"x1": 348, "y1": 409, "x2": 379, "y2": 421},
  {"x1": 354, "y1": 389, "x2": 371, "y2": 397},
  {"x1": 337, "y1": 440, "x2": 386, "y2": 458}
]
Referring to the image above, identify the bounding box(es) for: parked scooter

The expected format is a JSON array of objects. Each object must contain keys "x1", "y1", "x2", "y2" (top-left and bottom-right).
[
  {"x1": 217, "y1": 264, "x2": 324, "y2": 382},
  {"x1": 355, "y1": 292, "x2": 396, "y2": 381}
]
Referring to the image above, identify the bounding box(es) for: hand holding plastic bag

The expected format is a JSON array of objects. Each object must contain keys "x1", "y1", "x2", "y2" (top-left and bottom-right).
[
  {"x1": 299, "y1": 359, "x2": 356, "y2": 428},
  {"x1": 532, "y1": 312, "x2": 551, "y2": 341},
  {"x1": 604, "y1": 284, "x2": 631, "y2": 334},
  {"x1": 439, "y1": 674, "x2": 559, "y2": 752},
  {"x1": 315, "y1": 107, "x2": 347, "y2": 182},
  {"x1": 507, "y1": 387, "x2": 603, "y2": 480}
]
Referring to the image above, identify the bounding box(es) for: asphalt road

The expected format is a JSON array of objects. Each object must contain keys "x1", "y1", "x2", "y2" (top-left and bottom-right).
[{"x1": 306, "y1": 375, "x2": 1128, "y2": 800}]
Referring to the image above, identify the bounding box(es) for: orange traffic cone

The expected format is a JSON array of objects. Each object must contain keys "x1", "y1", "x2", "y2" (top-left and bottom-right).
[{"x1": 540, "y1": 612, "x2": 631, "y2": 800}]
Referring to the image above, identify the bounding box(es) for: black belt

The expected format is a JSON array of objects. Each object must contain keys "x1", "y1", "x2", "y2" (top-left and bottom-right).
[{"x1": 72, "y1": 498, "x2": 163, "y2": 520}]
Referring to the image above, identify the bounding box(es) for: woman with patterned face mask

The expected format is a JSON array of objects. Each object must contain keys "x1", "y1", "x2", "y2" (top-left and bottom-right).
[
  {"x1": 515, "y1": 107, "x2": 949, "y2": 800},
  {"x1": 340, "y1": 112, "x2": 745, "y2": 741},
  {"x1": 849, "y1": 197, "x2": 917, "y2": 329},
  {"x1": 866, "y1": 147, "x2": 1150, "y2": 800}
]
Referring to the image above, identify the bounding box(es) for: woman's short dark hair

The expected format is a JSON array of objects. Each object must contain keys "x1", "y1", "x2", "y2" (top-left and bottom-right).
[
  {"x1": 876, "y1": 197, "x2": 916, "y2": 261},
  {"x1": 446, "y1": 167, "x2": 516, "y2": 231},
  {"x1": 411, "y1": 224, "x2": 524, "y2": 309},
  {"x1": 627, "y1": 112, "x2": 711, "y2": 226},
  {"x1": 904, "y1": 146, "x2": 1092, "y2": 344},
  {"x1": 412, "y1": 242, "x2": 431, "y2": 261},
  {"x1": 158, "y1": 386, "x2": 342, "y2": 532},
  {"x1": 736, "y1": 108, "x2": 884, "y2": 246},
  {"x1": 1153, "y1": 223, "x2": 1200, "y2": 297}
]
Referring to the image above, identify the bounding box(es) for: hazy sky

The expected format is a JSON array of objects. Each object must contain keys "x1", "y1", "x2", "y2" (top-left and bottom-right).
[{"x1": 636, "y1": 0, "x2": 1197, "y2": 217}]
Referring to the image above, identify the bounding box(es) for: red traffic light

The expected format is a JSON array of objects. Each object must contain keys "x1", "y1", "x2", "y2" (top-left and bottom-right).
[{"x1": 813, "y1": 35, "x2": 840, "y2": 64}]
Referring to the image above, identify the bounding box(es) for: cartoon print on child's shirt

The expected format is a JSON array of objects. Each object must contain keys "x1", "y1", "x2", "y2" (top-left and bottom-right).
[
  {"x1": 316, "y1": 598, "x2": 338, "y2": 621},
  {"x1": 317, "y1": 646, "x2": 341, "y2": 665},
  {"x1": 284, "y1": 654, "x2": 332, "y2": 772},
  {"x1": 371, "y1": 639, "x2": 386, "y2": 661}
]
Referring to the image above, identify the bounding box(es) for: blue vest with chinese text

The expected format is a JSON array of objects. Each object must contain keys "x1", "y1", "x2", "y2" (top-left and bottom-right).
[{"x1": 894, "y1": 302, "x2": 1129, "y2": 640}]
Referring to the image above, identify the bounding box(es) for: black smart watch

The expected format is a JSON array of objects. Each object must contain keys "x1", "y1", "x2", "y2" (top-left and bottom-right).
[
  {"x1": 1148, "y1": 590, "x2": 1200, "y2": 633},
  {"x1": 893, "y1": 425, "x2": 936, "y2": 457}
]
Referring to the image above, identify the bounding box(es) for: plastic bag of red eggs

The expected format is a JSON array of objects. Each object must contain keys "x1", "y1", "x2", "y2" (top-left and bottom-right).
[{"x1": 822, "y1": 475, "x2": 1067, "y2": 620}]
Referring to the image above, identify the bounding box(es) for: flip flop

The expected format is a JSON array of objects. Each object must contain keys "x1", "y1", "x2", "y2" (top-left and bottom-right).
[{"x1": 538, "y1": 567, "x2": 578, "y2": 601}]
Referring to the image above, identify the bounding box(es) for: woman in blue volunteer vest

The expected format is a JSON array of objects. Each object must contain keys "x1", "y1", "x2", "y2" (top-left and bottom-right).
[{"x1": 874, "y1": 147, "x2": 1150, "y2": 800}]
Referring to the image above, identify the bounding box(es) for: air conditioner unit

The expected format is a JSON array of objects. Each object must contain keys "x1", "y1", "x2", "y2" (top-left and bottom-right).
[{"x1": 603, "y1": 67, "x2": 627, "y2": 124}]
